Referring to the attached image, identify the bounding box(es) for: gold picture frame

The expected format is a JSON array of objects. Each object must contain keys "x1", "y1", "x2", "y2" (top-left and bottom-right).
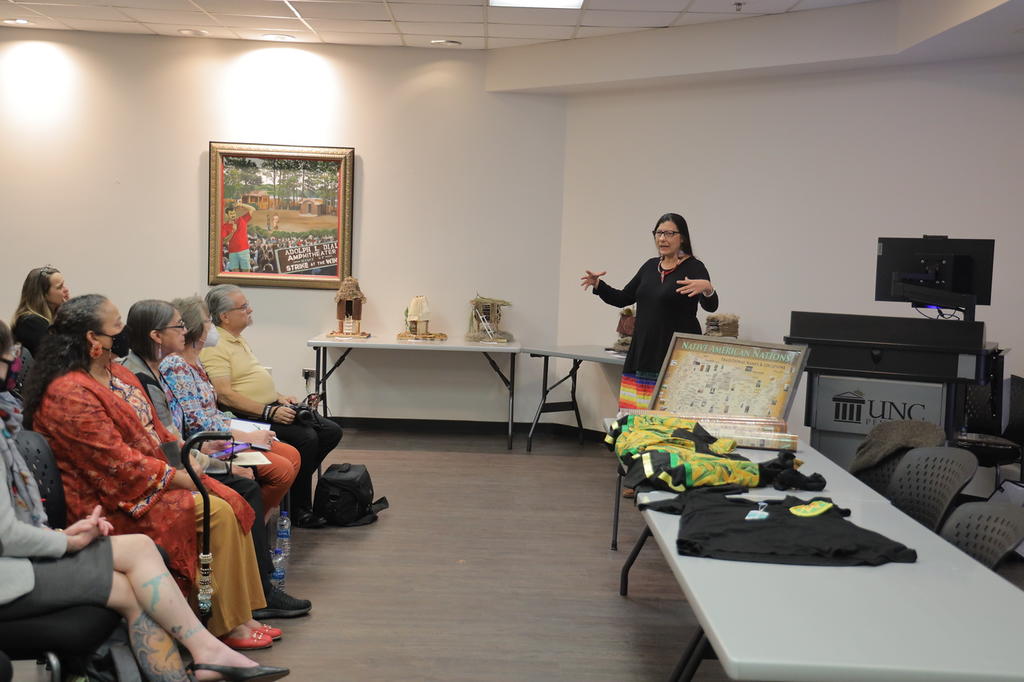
[
  {"x1": 649, "y1": 333, "x2": 809, "y2": 420},
  {"x1": 208, "y1": 141, "x2": 354, "y2": 290}
]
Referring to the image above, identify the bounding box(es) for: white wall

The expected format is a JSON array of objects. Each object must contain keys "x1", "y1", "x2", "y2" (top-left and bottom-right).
[
  {"x1": 0, "y1": 29, "x2": 566, "y2": 422},
  {"x1": 557, "y1": 55, "x2": 1024, "y2": 437}
]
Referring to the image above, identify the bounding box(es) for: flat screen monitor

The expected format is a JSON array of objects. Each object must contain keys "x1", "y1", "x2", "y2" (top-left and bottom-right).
[{"x1": 875, "y1": 236, "x2": 994, "y2": 311}]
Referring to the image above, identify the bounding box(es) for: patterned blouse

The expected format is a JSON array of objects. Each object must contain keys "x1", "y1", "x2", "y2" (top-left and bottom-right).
[
  {"x1": 159, "y1": 354, "x2": 231, "y2": 439},
  {"x1": 109, "y1": 374, "x2": 162, "y2": 448}
]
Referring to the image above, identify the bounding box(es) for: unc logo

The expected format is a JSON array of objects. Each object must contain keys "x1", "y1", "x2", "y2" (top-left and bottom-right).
[{"x1": 832, "y1": 391, "x2": 865, "y2": 424}]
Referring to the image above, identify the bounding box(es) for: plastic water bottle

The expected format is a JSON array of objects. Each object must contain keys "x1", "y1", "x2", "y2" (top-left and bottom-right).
[
  {"x1": 270, "y1": 549, "x2": 286, "y2": 591},
  {"x1": 275, "y1": 510, "x2": 292, "y2": 559}
]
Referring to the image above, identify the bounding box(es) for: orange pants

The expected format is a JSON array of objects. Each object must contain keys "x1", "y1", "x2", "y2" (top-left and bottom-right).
[{"x1": 254, "y1": 440, "x2": 300, "y2": 512}]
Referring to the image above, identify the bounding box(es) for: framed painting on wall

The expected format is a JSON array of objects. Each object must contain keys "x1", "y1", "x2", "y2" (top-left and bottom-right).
[{"x1": 208, "y1": 141, "x2": 354, "y2": 290}]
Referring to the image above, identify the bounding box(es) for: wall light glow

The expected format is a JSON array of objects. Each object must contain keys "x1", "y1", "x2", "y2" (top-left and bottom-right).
[
  {"x1": 218, "y1": 47, "x2": 341, "y2": 141},
  {"x1": 0, "y1": 41, "x2": 78, "y2": 129}
]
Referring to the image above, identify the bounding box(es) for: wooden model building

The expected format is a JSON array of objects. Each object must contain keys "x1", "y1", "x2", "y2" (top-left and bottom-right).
[
  {"x1": 398, "y1": 295, "x2": 447, "y2": 341},
  {"x1": 329, "y1": 276, "x2": 370, "y2": 338},
  {"x1": 611, "y1": 307, "x2": 635, "y2": 353},
  {"x1": 704, "y1": 313, "x2": 740, "y2": 338},
  {"x1": 466, "y1": 295, "x2": 513, "y2": 343}
]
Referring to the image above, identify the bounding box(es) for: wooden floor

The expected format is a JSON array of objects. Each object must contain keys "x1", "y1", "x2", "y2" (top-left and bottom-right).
[{"x1": 14, "y1": 428, "x2": 1024, "y2": 681}]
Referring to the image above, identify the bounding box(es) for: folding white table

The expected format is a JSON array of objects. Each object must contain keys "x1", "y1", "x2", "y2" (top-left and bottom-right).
[
  {"x1": 620, "y1": 444, "x2": 1024, "y2": 681},
  {"x1": 307, "y1": 334, "x2": 521, "y2": 448},
  {"x1": 520, "y1": 345, "x2": 626, "y2": 452}
]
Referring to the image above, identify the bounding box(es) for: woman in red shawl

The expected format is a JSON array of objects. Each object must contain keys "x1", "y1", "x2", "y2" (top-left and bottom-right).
[{"x1": 23, "y1": 295, "x2": 274, "y2": 647}]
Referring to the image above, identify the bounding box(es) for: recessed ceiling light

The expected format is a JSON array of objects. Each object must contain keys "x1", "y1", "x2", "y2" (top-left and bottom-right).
[
  {"x1": 3, "y1": 18, "x2": 33, "y2": 25},
  {"x1": 489, "y1": 0, "x2": 584, "y2": 8},
  {"x1": 178, "y1": 28, "x2": 208, "y2": 37},
  {"x1": 430, "y1": 39, "x2": 462, "y2": 46},
  {"x1": 262, "y1": 33, "x2": 296, "y2": 42}
]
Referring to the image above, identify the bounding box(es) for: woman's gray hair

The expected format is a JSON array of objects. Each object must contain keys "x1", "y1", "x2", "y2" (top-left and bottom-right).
[
  {"x1": 172, "y1": 295, "x2": 208, "y2": 347},
  {"x1": 206, "y1": 284, "x2": 242, "y2": 327}
]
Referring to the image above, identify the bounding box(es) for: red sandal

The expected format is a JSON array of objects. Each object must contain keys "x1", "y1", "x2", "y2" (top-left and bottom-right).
[
  {"x1": 256, "y1": 624, "x2": 283, "y2": 641},
  {"x1": 221, "y1": 629, "x2": 273, "y2": 650}
]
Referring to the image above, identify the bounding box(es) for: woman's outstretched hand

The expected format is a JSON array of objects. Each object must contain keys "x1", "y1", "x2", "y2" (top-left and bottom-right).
[
  {"x1": 676, "y1": 277, "x2": 713, "y2": 297},
  {"x1": 580, "y1": 270, "x2": 606, "y2": 290}
]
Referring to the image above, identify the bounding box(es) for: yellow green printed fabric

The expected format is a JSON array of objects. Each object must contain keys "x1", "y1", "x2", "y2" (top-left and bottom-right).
[{"x1": 612, "y1": 415, "x2": 760, "y2": 492}]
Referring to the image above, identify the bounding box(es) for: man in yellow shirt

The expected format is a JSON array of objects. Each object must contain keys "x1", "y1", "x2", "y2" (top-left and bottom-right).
[{"x1": 202, "y1": 285, "x2": 342, "y2": 529}]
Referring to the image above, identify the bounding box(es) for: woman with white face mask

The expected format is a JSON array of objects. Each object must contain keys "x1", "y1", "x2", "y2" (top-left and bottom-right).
[{"x1": 159, "y1": 297, "x2": 301, "y2": 525}]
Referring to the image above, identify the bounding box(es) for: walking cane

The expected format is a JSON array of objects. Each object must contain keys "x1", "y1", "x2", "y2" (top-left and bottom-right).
[{"x1": 180, "y1": 430, "x2": 232, "y2": 623}]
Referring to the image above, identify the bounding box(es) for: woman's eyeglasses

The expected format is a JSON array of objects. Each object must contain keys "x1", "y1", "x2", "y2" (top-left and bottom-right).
[
  {"x1": 158, "y1": 323, "x2": 187, "y2": 331},
  {"x1": 652, "y1": 230, "x2": 680, "y2": 239}
]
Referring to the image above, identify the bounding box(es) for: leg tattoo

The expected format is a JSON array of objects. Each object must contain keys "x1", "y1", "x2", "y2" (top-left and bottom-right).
[
  {"x1": 129, "y1": 611, "x2": 189, "y2": 682},
  {"x1": 141, "y1": 572, "x2": 171, "y2": 612},
  {"x1": 170, "y1": 624, "x2": 204, "y2": 642}
]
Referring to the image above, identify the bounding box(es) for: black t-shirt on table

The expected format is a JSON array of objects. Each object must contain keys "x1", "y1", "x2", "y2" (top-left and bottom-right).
[{"x1": 594, "y1": 256, "x2": 719, "y2": 375}]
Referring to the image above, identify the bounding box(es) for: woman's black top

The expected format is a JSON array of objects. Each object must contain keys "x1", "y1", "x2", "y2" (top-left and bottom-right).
[
  {"x1": 12, "y1": 314, "x2": 49, "y2": 356},
  {"x1": 594, "y1": 256, "x2": 718, "y2": 375}
]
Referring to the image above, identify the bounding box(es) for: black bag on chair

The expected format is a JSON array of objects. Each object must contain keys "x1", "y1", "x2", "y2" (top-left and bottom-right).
[{"x1": 314, "y1": 463, "x2": 389, "y2": 526}]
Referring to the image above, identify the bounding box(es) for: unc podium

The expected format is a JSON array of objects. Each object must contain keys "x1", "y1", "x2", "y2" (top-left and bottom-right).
[{"x1": 785, "y1": 311, "x2": 1003, "y2": 468}]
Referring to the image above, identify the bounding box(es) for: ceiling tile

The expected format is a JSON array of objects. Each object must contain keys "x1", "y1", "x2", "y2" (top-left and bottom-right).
[
  {"x1": 144, "y1": 22, "x2": 239, "y2": 35},
  {"x1": 288, "y1": 1, "x2": 388, "y2": 20},
  {"x1": 118, "y1": 8, "x2": 221, "y2": 24},
  {"x1": 231, "y1": 26, "x2": 320, "y2": 40},
  {"x1": 389, "y1": 3, "x2": 481, "y2": 22},
  {"x1": 487, "y1": 36, "x2": 554, "y2": 48},
  {"x1": 0, "y1": 16, "x2": 71, "y2": 28},
  {"x1": 581, "y1": 9, "x2": 677, "y2": 27},
  {"x1": 305, "y1": 17, "x2": 394, "y2": 31},
  {"x1": 487, "y1": 23, "x2": 572, "y2": 39},
  {"x1": 396, "y1": 0, "x2": 482, "y2": 5},
  {"x1": 687, "y1": 0, "x2": 785, "y2": 12},
  {"x1": 674, "y1": 11, "x2": 742, "y2": 24},
  {"x1": 585, "y1": 0, "x2": 689, "y2": 10},
  {"x1": 17, "y1": 4, "x2": 133, "y2": 20},
  {"x1": 319, "y1": 30, "x2": 403, "y2": 44},
  {"x1": 191, "y1": 0, "x2": 291, "y2": 16},
  {"x1": 485, "y1": 7, "x2": 577, "y2": 26},
  {"x1": 397, "y1": 21, "x2": 483, "y2": 36},
  {"x1": 59, "y1": 17, "x2": 156, "y2": 31},
  {"x1": 575, "y1": 24, "x2": 642, "y2": 37},
  {"x1": 214, "y1": 13, "x2": 306, "y2": 27},
  {"x1": 112, "y1": 0, "x2": 197, "y2": 8},
  {"x1": 791, "y1": 0, "x2": 868, "y2": 9},
  {"x1": 403, "y1": 34, "x2": 484, "y2": 48}
]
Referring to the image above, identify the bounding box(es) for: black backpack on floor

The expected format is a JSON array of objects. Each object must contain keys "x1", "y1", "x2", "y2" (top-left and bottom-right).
[{"x1": 314, "y1": 463, "x2": 389, "y2": 526}]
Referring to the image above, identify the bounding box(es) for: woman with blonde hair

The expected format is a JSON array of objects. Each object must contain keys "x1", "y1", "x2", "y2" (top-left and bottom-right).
[{"x1": 11, "y1": 266, "x2": 70, "y2": 355}]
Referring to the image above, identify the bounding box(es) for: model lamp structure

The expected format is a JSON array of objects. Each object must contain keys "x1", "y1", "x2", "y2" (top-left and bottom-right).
[
  {"x1": 466, "y1": 295, "x2": 513, "y2": 343},
  {"x1": 329, "y1": 276, "x2": 370, "y2": 338},
  {"x1": 398, "y1": 295, "x2": 447, "y2": 341}
]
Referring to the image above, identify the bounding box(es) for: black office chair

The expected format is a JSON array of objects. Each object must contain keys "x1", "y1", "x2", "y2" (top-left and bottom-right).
[
  {"x1": 886, "y1": 446, "x2": 978, "y2": 531},
  {"x1": 940, "y1": 501, "x2": 1024, "y2": 569},
  {"x1": 2, "y1": 430, "x2": 122, "y2": 682},
  {"x1": 854, "y1": 450, "x2": 908, "y2": 495},
  {"x1": 953, "y1": 375, "x2": 1024, "y2": 492}
]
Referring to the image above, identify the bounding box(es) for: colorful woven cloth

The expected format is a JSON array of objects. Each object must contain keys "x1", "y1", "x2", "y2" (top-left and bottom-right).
[
  {"x1": 608, "y1": 414, "x2": 761, "y2": 492},
  {"x1": 618, "y1": 371, "x2": 658, "y2": 410}
]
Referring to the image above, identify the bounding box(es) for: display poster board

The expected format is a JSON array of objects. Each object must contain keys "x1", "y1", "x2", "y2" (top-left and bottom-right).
[{"x1": 649, "y1": 333, "x2": 809, "y2": 420}]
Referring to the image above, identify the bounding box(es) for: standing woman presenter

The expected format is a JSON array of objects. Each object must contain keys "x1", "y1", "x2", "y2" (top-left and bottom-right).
[{"x1": 581, "y1": 212, "x2": 719, "y2": 410}]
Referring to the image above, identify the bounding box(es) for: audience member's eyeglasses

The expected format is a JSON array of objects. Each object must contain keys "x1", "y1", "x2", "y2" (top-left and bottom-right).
[
  {"x1": 229, "y1": 303, "x2": 252, "y2": 312},
  {"x1": 652, "y1": 230, "x2": 680, "y2": 238},
  {"x1": 159, "y1": 323, "x2": 187, "y2": 331}
]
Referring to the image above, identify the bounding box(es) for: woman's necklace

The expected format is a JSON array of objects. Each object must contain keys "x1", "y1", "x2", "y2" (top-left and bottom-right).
[{"x1": 659, "y1": 257, "x2": 680, "y2": 282}]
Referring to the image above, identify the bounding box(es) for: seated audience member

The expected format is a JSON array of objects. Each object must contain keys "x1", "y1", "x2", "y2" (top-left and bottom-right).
[
  {"x1": 0, "y1": 319, "x2": 288, "y2": 681},
  {"x1": 124, "y1": 299, "x2": 309, "y2": 619},
  {"x1": 21, "y1": 295, "x2": 277, "y2": 648},
  {"x1": 11, "y1": 266, "x2": 70, "y2": 355},
  {"x1": 202, "y1": 285, "x2": 342, "y2": 529},
  {"x1": 163, "y1": 296, "x2": 301, "y2": 516}
]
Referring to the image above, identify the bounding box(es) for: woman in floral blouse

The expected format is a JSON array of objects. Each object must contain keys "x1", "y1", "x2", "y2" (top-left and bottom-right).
[{"x1": 160, "y1": 296, "x2": 300, "y2": 517}]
